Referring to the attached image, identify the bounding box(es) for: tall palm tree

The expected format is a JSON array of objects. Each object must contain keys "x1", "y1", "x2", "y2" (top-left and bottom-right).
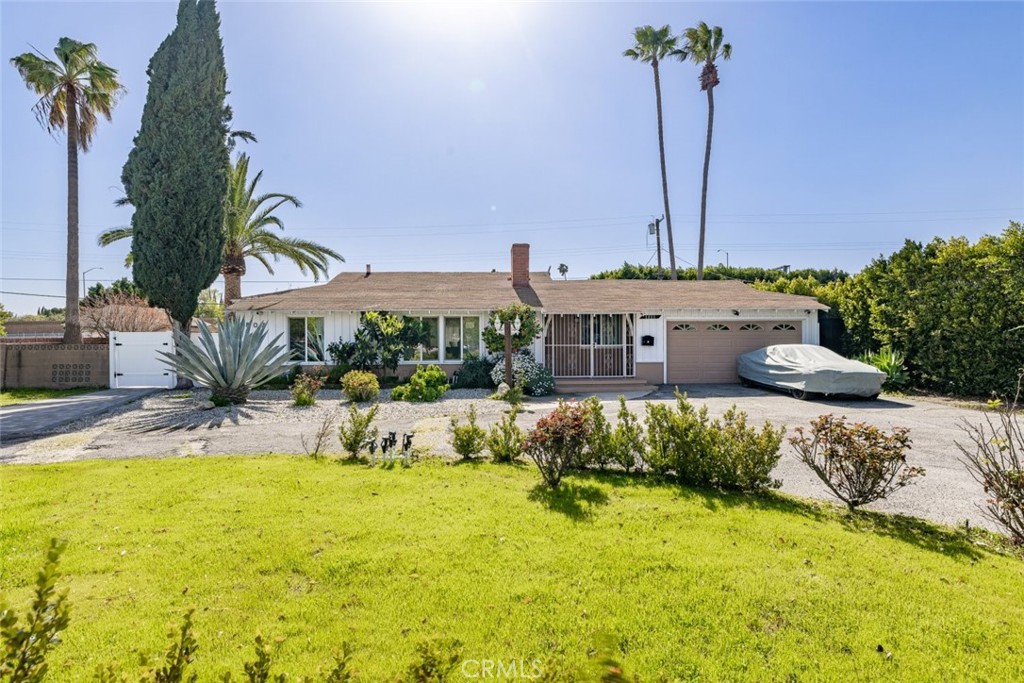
[
  {"x1": 679, "y1": 22, "x2": 731, "y2": 281},
  {"x1": 11, "y1": 38, "x2": 123, "y2": 343},
  {"x1": 99, "y1": 153, "x2": 343, "y2": 305},
  {"x1": 624, "y1": 25, "x2": 680, "y2": 280}
]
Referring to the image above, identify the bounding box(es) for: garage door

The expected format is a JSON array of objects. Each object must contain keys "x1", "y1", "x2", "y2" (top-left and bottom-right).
[{"x1": 667, "y1": 320, "x2": 802, "y2": 384}]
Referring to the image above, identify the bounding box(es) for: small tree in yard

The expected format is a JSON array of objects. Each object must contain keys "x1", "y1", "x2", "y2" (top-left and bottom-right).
[
  {"x1": 790, "y1": 415, "x2": 923, "y2": 510},
  {"x1": 338, "y1": 402, "x2": 379, "y2": 460},
  {"x1": 450, "y1": 404, "x2": 487, "y2": 460},
  {"x1": 957, "y1": 372, "x2": 1024, "y2": 544},
  {"x1": 525, "y1": 400, "x2": 592, "y2": 488},
  {"x1": 487, "y1": 406, "x2": 525, "y2": 463}
]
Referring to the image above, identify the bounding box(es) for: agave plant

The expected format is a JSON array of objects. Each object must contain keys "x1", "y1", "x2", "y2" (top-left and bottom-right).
[
  {"x1": 858, "y1": 345, "x2": 909, "y2": 391},
  {"x1": 159, "y1": 318, "x2": 292, "y2": 404}
]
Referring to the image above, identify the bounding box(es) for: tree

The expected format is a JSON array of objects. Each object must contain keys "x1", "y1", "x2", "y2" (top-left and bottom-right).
[
  {"x1": 678, "y1": 22, "x2": 732, "y2": 281},
  {"x1": 10, "y1": 38, "x2": 124, "y2": 344},
  {"x1": 85, "y1": 277, "x2": 144, "y2": 304},
  {"x1": 0, "y1": 303, "x2": 12, "y2": 336},
  {"x1": 557, "y1": 263, "x2": 568, "y2": 279},
  {"x1": 100, "y1": 152, "x2": 343, "y2": 305},
  {"x1": 122, "y1": 0, "x2": 231, "y2": 334},
  {"x1": 624, "y1": 25, "x2": 681, "y2": 280}
]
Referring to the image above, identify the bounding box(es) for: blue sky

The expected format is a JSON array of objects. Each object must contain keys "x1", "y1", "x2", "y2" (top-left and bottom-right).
[{"x1": 2, "y1": 1, "x2": 1022, "y2": 314}]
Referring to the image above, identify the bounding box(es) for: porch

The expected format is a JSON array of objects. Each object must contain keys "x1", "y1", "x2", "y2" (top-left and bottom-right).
[{"x1": 542, "y1": 313, "x2": 637, "y2": 379}]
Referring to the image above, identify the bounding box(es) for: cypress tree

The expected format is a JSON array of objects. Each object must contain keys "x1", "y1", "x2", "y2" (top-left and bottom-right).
[{"x1": 122, "y1": 0, "x2": 230, "y2": 332}]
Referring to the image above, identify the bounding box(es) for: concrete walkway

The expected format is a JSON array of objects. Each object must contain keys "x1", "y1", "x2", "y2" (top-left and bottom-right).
[{"x1": 0, "y1": 388, "x2": 162, "y2": 443}]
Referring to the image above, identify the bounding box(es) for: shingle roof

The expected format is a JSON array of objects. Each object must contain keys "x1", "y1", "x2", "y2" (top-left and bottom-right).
[{"x1": 228, "y1": 272, "x2": 828, "y2": 313}]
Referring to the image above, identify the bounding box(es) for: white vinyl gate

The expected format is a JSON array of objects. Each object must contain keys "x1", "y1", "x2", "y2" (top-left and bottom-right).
[{"x1": 109, "y1": 331, "x2": 177, "y2": 389}]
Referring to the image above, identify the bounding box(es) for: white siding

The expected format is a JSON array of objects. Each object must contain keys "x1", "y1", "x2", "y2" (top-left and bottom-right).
[{"x1": 636, "y1": 315, "x2": 663, "y2": 363}]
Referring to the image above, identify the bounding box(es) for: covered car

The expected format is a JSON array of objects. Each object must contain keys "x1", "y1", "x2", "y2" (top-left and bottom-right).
[{"x1": 737, "y1": 344, "x2": 885, "y2": 399}]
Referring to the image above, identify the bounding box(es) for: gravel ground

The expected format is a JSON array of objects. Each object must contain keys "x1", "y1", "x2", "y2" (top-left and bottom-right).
[{"x1": 0, "y1": 384, "x2": 1002, "y2": 532}]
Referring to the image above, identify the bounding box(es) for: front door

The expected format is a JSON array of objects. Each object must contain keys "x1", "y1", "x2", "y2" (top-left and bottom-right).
[{"x1": 543, "y1": 314, "x2": 634, "y2": 378}]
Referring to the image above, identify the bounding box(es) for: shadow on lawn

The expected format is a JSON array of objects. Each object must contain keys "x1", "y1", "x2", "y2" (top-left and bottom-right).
[
  {"x1": 565, "y1": 469, "x2": 986, "y2": 560},
  {"x1": 529, "y1": 481, "x2": 610, "y2": 521}
]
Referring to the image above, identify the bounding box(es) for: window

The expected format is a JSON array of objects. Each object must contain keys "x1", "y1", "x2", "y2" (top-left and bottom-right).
[
  {"x1": 707, "y1": 324, "x2": 731, "y2": 332},
  {"x1": 739, "y1": 323, "x2": 763, "y2": 331},
  {"x1": 405, "y1": 316, "x2": 480, "y2": 362},
  {"x1": 672, "y1": 323, "x2": 696, "y2": 332},
  {"x1": 288, "y1": 317, "x2": 325, "y2": 363},
  {"x1": 772, "y1": 323, "x2": 797, "y2": 331},
  {"x1": 580, "y1": 314, "x2": 623, "y2": 345}
]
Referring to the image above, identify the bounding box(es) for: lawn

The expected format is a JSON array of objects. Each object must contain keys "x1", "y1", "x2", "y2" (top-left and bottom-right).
[
  {"x1": 0, "y1": 387, "x2": 98, "y2": 406},
  {"x1": 2, "y1": 456, "x2": 1023, "y2": 682}
]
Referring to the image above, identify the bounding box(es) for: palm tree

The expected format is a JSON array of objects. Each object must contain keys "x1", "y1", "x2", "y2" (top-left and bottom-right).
[
  {"x1": 557, "y1": 263, "x2": 568, "y2": 279},
  {"x1": 11, "y1": 38, "x2": 123, "y2": 343},
  {"x1": 624, "y1": 25, "x2": 680, "y2": 280},
  {"x1": 679, "y1": 22, "x2": 731, "y2": 281},
  {"x1": 99, "y1": 153, "x2": 343, "y2": 305}
]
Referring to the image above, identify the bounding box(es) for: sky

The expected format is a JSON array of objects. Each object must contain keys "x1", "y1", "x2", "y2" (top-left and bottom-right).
[{"x1": 2, "y1": 0, "x2": 1022, "y2": 314}]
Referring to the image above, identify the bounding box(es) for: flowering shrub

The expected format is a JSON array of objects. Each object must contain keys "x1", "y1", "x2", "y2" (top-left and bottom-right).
[
  {"x1": 525, "y1": 400, "x2": 592, "y2": 487},
  {"x1": 791, "y1": 414, "x2": 922, "y2": 509},
  {"x1": 291, "y1": 372, "x2": 326, "y2": 407},
  {"x1": 341, "y1": 370, "x2": 380, "y2": 402},
  {"x1": 391, "y1": 365, "x2": 449, "y2": 402},
  {"x1": 489, "y1": 351, "x2": 555, "y2": 396}
]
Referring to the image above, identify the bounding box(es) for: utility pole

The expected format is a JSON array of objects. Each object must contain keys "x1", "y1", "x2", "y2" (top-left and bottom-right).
[{"x1": 648, "y1": 216, "x2": 663, "y2": 272}]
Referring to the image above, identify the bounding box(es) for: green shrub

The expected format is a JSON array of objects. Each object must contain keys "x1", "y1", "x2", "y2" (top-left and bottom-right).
[
  {"x1": 1, "y1": 539, "x2": 70, "y2": 683},
  {"x1": 610, "y1": 397, "x2": 644, "y2": 473},
  {"x1": 454, "y1": 355, "x2": 496, "y2": 389},
  {"x1": 450, "y1": 404, "x2": 487, "y2": 459},
  {"x1": 858, "y1": 345, "x2": 909, "y2": 391},
  {"x1": 291, "y1": 372, "x2": 326, "y2": 407},
  {"x1": 643, "y1": 393, "x2": 784, "y2": 491},
  {"x1": 582, "y1": 396, "x2": 614, "y2": 469},
  {"x1": 342, "y1": 370, "x2": 380, "y2": 403},
  {"x1": 403, "y1": 638, "x2": 463, "y2": 683},
  {"x1": 489, "y1": 351, "x2": 555, "y2": 396},
  {"x1": 391, "y1": 365, "x2": 449, "y2": 402},
  {"x1": 791, "y1": 414, "x2": 923, "y2": 509},
  {"x1": 482, "y1": 303, "x2": 542, "y2": 354},
  {"x1": 525, "y1": 400, "x2": 592, "y2": 488},
  {"x1": 338, "y1": 403, "x2": 380, "y2": 459},
  {"x1": 487, "y1": 406, "x2": 525, "y2": 463},
  {"x1": 957, "y1": 377, "x2": 1024, "y2": 544}
]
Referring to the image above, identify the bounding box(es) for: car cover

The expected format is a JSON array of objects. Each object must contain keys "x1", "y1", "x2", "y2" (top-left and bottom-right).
[{"x1": 737, "y1": 344, "x2": 885, "y2": 397}]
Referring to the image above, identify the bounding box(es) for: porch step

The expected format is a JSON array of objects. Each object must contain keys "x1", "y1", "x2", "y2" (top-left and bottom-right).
[{"x1": 553, "y1": 377, "x2": 652, "y2": 395}]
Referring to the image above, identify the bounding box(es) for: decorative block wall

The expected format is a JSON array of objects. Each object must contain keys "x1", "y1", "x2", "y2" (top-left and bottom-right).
[{"x1": 0, "y1": 343, "x2": 109, "y2": 389}]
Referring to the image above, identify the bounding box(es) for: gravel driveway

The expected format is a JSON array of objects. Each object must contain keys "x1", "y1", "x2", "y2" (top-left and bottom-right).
[{"x1": 0, "y1": 384, "x2": 998, "y2": 531}]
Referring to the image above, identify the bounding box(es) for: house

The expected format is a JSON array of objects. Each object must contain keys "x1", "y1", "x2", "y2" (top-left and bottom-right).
[{"x1": 227, "y1": 243, "x2": 828, "y2": 389}]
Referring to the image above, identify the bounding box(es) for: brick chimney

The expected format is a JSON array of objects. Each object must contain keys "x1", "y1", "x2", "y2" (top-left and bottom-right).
[{"x1": 511, "y1": 243, "x2": 530, "y2": 287}]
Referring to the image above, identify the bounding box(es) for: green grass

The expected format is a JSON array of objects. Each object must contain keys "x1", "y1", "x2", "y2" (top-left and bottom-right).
[
  {"x1": 2, "y1": 457, "x2": 1023, "y2": 681},
  {"x1": 0, "y1": 387, "x2": 99, "y2": 406}
]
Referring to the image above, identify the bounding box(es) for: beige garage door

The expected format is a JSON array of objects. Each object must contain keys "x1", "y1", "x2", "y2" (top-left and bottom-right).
[{"x1": 667, "y1": 320, "x2": 802, "y2": 384}]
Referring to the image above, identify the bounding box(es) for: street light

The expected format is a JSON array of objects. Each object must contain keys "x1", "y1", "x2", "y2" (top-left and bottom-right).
[
  {"x1": 82, "y1": 267, "x2": 103, "y2": 295},
  {"x1": 716, "y1": 249, "x2": 729, "y2": 268}
]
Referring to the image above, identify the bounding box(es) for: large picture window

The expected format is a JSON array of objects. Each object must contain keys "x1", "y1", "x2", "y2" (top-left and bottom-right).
[
  {"x1": 404, "y1": 316, "x2": 480, "y2": 362},
  {"x1": 288, "y1": 317, "x2": 325, "y2": 363}
]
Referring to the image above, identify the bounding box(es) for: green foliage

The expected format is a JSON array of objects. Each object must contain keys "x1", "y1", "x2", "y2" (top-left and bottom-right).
[
  {"x1": 826, "y1": 224, "x2": 1024, "y2": 395},
  {"x1": 290, "y1": 372, "x2": 325, "y2": 407},
  {"x1": 791, "y1": 415, "x2": 923, "y2": 510},
  {"x1": 148, "y1": 609, "x2": 199, "y2": 683},
  {"x1": 327, "y1": 340, "x2": 357, "y2": 368},
  {"x1": 450, "y1": 404, "x2": 487, "y2": 460},
  {"x1": 0, "y1": 539, "x2": 70, "y2": 683},
  {"x1": 363, "y1": 312, "x2": 406, "y2": 376},
  {"x1": 402, "y1": 638, "x2": 462, "y2": 683},
  {"x1": 195, "y1": 288, "x2": 223, "y2": 321},
  {"x1": 391, "y1": 365, "x2": 449, "y2": 402},
  {"x1": 236, "y1": 634, "x2": 286, "y2": 683},
  {"x1": 482, "y1": 303, "x2": 542, "y2": 354},
  {"x1": 582, "y1": 396, "x2": 614, "y2": 470},
  {"x1": 33, "y1": 307, "x2": 66, "y2": 321},
  {"x1": 85, "y1": 277, "x2": 145, "y2": 305},
  {"x1": 643, "y1": 393, "x2": 784, "y2": 491},
  {"x1": 489, "y1": 351, "x2": 555, "y2": 396},
  {"x1": 341, "y1": 370, "x2": 380, "y2": 403},
  {"x1": 124, "y1": 0, "x2": 231, "y2": 329},
  {"x1": 610, "y1": 397, "x2": 645, "y2": 473},
  {"x1": 453, "y1": 355, "x2": 496, "y2": 389},
  {"x1": 592, "y1": 262, "x2": 848, "y2": 284},
  {"x1": 0, "y1": 303, "x2": 11, "y2": 336},
  {"x1": 957, "y1": 375, "x2": 1024, "y2": 544},
  {"x1": 858, "y1": 345, "x2": 909, "y2": 391},
  {"x1": 486, "y1": 406, "x2": 525, "y2": 463},
  {"x1": 337, "y1": 402, "x2": 379, "y2": 460},
  {"x1": 157, "y1": 318, "x2": 292, "y2": 405},
  {"x1": 525, "y1": 400, "x2": 593, "y2": 488}
]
